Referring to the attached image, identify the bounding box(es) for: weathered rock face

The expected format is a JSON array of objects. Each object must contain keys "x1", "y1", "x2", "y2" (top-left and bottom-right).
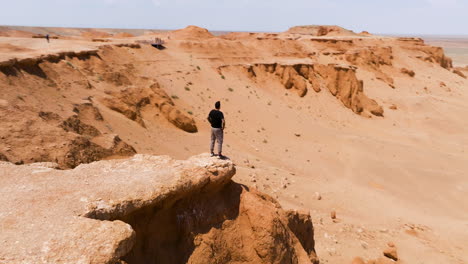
[
  {"x1": 223, "y1": 63, "x2": 384, "y2": 117},
  {"x1": 0, "y1": 154, "x2": 318, "y2": 264},
  {"x1": 151, "y1": 83, "x2": 198, "y2": 133},
  {"x1": 313, "y1": 64, "x2": 383, "y2": 116},
  {"x1": 422, "y1": 46, "x2": 453, "y2": 69},
  {"x1": 61, "y1": 115, "x2": 102, "y2": 137},
  {"x1": 102, "y1": 87, "x2": 151, "y2": 127},
  {"x1": 346, "y1": 47, "x2": 393, "y2": 68},
  {"x1": 345, "y1": 47, "x2": 395, "y2": 88},
  {"x1": 102, "y1": 83, "x2": 197, "y2": 132},
  {"x1": 286, "y1": 210, "x2": 319, "y2": 264},
  {"x1": 0, "y1": 103, "x2": 136, "y2": 169},
  {"x1": 398, "y1": 39, "x2": 453, "y2": 69}
]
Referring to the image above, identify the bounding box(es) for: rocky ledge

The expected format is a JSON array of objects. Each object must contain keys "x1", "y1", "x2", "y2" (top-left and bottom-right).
[{"x1": 0, "y1": 154, "x2": 318, "y2": 264}]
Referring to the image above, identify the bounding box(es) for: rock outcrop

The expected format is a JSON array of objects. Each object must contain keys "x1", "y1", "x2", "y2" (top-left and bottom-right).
[
  {"x1": 102, "y1": 83, "x2": 198, "y2": 132},
  {"x1": 345, "y1": 47, "x2": 395, "y2": 87},
  {"x1": 395, "y1": 38, "x2": 453, "y2": 69},
  {"x1": 286, "y1": 25, "x2": 357, "y2": 37},
  {"x1": 0, "y1": 154, "x2": 318, "y2": 264},
  {"x1": 222, "y1": 63, "x2": 384, "y2": 117},
  {"x1": 422, "y1": 46, "x2": 453, "y2": 69},
  {"x1": 286, "y1": 210, "x2": 319, "y2": 264},
  {"x1": 0, "y1": 105, "x2": 136, "y2": 169}
]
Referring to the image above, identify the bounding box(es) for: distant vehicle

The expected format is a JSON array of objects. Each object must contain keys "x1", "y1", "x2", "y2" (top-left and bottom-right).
[{"x1": 151, "y1": 37, "x2": 165, "y2": 49}]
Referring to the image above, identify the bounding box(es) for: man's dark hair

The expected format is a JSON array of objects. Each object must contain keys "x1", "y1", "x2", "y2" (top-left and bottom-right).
[{"x1": 215, "y1": 101, "x2": 221, "y2": 109}]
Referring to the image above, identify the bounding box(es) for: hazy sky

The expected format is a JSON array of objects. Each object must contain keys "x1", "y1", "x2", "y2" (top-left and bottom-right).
[{"x1": 0, "y1": 0, "x2": 467, "y2": 35}]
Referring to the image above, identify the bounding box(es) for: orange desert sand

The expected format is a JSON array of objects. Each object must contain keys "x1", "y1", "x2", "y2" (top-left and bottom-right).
[{"x1": 0, "y1": 25, "x2": 467, "y2": 264}]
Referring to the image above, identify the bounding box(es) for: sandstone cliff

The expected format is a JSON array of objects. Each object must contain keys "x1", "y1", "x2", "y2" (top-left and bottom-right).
[{"x1": 219, "y1": 63, "x2": 384, "y2": 117}]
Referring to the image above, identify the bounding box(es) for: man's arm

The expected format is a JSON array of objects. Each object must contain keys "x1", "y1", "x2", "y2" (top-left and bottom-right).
[
  {"x1": 221, "y1": 112, "x2": 225, "y2": 130},
  {"x1": 207, "y1": 112, "x2": 212, "y2": 123}
]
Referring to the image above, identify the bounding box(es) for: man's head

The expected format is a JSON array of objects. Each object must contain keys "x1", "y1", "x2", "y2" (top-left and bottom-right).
[{"x1": 215, "y1": 101, "x2": 221, "y2": 110}]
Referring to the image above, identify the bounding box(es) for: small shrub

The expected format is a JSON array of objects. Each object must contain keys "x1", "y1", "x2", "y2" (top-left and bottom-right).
[
  {"x1": 196, "y1": 66, "x2": 201, "y2": 70},
  {"x1": 187, "y1": 111, "x2": 193, "y2": 115},
  {"x1": 221, "y1": 75, "x2": 225, "y2": 80},
  {"x1": 171, "y1": 95, "x2": 179, "y2": 99},
  {"x1": 185, "y1": 87, "x2": 191, "y2": 91},
  {"x1": 228, "y1": 87, "x2": 234, "y2": 92}
]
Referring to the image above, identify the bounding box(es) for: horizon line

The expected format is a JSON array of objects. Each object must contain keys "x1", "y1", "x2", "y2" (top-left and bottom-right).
[{"x1": 1, "y1": 23, "x2": 468, "y2": 37}]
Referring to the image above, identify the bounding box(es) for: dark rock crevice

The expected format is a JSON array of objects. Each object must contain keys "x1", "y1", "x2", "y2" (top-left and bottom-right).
[{"x1": 85, "y1": 177, "x2": 318, "y2": 264}]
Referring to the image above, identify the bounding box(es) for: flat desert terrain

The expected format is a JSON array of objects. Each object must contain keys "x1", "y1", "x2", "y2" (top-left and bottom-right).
[{"x1": 424, "y1": 36, "x2": 468, "y2": 67}]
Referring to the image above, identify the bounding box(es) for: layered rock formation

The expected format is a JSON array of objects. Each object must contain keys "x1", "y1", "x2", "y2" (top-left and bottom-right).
[
  {"x1": 345, "y1": 47, "x2": 395, "y2": 88},
  {"x1": 1, "y1": 25, "x2": 462, "y2": 169},
  {"x1": 396, "y1": 38, "x2": 453, "y2": 69},
  {"x1": 0, "y1": 154, "x2": 318, "y2": 264},
  {"x1": 221, "y1": 63, "x2": 384, "y2": 117}
]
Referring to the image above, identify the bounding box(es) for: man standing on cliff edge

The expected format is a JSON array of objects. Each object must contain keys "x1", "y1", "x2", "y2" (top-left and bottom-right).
[{"x1": 208, "y1": 101, "x2": 225, "y2": 158}]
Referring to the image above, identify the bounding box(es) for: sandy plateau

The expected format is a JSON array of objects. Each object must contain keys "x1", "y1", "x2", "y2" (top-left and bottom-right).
[{"x1": 0, "y1": 25, "x2": 467, "y2": 264}]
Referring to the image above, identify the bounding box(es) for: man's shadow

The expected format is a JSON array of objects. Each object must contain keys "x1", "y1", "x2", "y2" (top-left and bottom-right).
[
  {"x1": 212, "y1": 154, "x2": 230, "y2": 160},
  {"x1": 151, "y1": 44, "x2": 166, "y2": 50}
]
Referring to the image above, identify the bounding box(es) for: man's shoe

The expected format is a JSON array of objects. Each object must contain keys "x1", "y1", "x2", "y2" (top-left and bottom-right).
[{"x1": 211, "y1": 152, "x2": 216, "y2": 157}]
